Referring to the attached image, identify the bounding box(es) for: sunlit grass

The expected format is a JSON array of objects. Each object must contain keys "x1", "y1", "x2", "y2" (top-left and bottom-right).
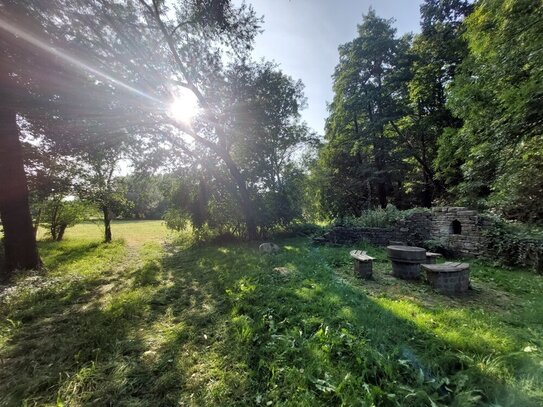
[
  {"x1": 1, "y1": 222, "x2": 542, "y2": 406},
  {"x1": 37, "y1": 219, "x2": 174, "y2": 246}
]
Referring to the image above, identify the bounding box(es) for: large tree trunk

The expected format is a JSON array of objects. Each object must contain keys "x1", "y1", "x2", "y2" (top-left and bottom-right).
[
  {"x1": 56, "y1": 224, "x2": 67, "y2": 241},
  {"x1": 0, "y1": 107, "x2": 41, "y2": 278},
  {"x1": 50, "y1": 203, "x2": 59, "y2": 240},
  {"x1": 373, "y1": 138, "x2": 388, "y2": 209},
  {"x1": 222, "y1": 157, "x2": 258, "y2": 240},
  {"x1": 102, "y1": 206, "x2": 112, "y2": 243}
]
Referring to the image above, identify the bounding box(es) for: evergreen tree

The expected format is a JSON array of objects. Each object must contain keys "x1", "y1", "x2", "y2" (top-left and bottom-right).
[{"x1": 318, "y1": 9, "x2": 411, "y2": 217}]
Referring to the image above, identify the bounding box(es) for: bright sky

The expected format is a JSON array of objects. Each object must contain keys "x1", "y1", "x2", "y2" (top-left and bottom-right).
[{"x1": 241, "y1": 0, "x2": 423, "y2": 135}]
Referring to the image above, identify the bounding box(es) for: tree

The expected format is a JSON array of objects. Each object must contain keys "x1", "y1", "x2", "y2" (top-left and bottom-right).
[
  {"x1": 317, "y1": 9, "x2": 412, "y2": 217},
  {"x1": 74, "y1": 144, "x2": 131, "y2": 243},
  {"x1": 213, "y1": 61, "x2": 312, "y2": 230},
  {"x1": 136, "y1": 0, "x2": 263, "y2": 238},
  {"x1": 41, "y1": 198, "x2": 91, "y2": 241},
  {"x1": 122, "y1": 174, "x2": 167, "y2": 219},
  {"x1": 394, "y1": 0, "x2": 472, "y2": 206},
  {"x1": 3, "y1": 0, "x2": 263, "y2": 239},
  {"x1": 0, "y1": 13, "x2": 43, "y2": 276},
  {"x1": 0, "y1": 98, "x2": 41, "y2": 275},
  {"x1": 163, "y1": 61, "x2": 312, "y2": 236},
  {"x1": 445, "y1": 0, "x2": 543, "y2": 220}
]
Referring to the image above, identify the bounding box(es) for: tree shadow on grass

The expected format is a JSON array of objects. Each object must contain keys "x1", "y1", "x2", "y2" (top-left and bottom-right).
[
  {"x1": 126, "y1": 238, "x2": 542, "y2": 406},
  {"x1": 38, "y1": 240, "x2": 104, "y2": 270},
  {"x1": 0, "y1": 239, "x2": 166, "y2": 405},
  {"x1": 1, "y1": 237, "x2": 541, "y2": 406}
]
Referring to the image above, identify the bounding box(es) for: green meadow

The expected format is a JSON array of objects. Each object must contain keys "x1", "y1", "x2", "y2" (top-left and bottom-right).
[{"x1": 1, "y1": 221, "x2": 542, "y2": 406}]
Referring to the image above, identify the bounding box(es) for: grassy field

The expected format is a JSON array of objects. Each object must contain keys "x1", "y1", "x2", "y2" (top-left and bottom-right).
[{"x1": 1, "y1": 221, "x2": 542, "y2": 406}]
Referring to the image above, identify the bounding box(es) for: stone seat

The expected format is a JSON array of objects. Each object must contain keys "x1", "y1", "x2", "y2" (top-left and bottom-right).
[
  {"x1": 350, "y1": 250, "x2": 374, "y2": 280},
  {"x1": 425, "y1": 251, "x2": 443, "y2": 264},
  {"x1": 422, "y1": 262, "x2": 470, "y2": 294}
]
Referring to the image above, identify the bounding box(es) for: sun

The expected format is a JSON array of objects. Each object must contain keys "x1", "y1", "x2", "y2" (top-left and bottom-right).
[{"x1": 168, "y1": 88, "x2": 200, "y2": 124}]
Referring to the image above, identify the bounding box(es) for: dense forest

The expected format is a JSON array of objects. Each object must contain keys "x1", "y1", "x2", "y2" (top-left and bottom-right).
[
  {"x1": 315, "y1": 0, "x2": 542, "y2": 221},
  {"x1": 1, "y1": 0, "x2": 542, "y2": 276}
]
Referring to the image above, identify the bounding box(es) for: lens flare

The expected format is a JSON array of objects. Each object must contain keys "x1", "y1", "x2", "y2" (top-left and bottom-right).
[
  {"x1": 168, "y1": 88, "x2": 200, "y2": 124},
  {"x1": 0, "y1": 17, "x2": 162, "y2": 105}
]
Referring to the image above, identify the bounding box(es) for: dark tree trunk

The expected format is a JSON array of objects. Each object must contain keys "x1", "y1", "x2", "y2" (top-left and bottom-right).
[
  {"x1": 0, "y1": 107, "x2": 41, "y2": 277},
  {"x1": 56, "y1": 224, "x2": 67, "y2": 241},
  {"x1": 50, "y1": 225, "x2": 57, "y2": 241},
  {"x1": 222, "y1": 157, "x2": 258, "y2": 240},
  {"x1": 421, "y1": 172, "x2": 433, "y2": 208},
  {"x1": 102, "y1": 206, "x2": 112, "y2": 242},
  {"x1": 50, "y1": 203, "x2": 59, "y2": 240},
  {"x1": 373, "y1": 139, "x2": 388, "y2": 209},
  {"x1": 377, "y1": 183, "x2": 387, "y2": 209}
]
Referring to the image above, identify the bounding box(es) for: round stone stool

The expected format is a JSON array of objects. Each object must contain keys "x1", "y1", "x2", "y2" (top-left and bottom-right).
[{"x1": 422, "y1": 262, "x2": 470, "y2": 294}]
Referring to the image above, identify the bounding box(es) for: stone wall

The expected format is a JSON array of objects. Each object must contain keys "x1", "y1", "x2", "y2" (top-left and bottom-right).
[
  {"x1": 430, "y1": 207, "x2": 483, "y2": 256},
  {"x1": 395, "y1": 211, "x2": 432, "y2": 246},
  {"x1": 314, "y1": 226, "x2": 397, "y2": 246},
  {"x1": 313, "y1": 211, "x2": 432, "y2": 247}
]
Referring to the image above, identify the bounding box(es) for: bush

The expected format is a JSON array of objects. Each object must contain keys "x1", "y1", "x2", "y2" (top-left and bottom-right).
[
  {"x1": 337, "y1": 205, "x2": 430, "y2": 228},
  {"x1": 423, "y1": 238, "x2": 455, "y2": 258},
  {"x1": 272, "y1": 222, "x2": 326, "y2": 239},
  {"x1": 482, "y1": 217, "x2": 543, "y2": 274},
  {"x1": 40, "y1": 198, "x2": 94, "y2": 241}
]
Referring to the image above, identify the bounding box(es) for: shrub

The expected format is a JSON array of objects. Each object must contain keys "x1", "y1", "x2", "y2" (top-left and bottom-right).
[
  {"x1": 40, "y1": 198, "x2": 94, "y2": 241},
  {"x1": 423, "y1": 238, "x2": 455, "y2": 258},
  {"x1": 337, "y1": 205, "x2": 430, "y2": 228},
  {"x1": 482, "y1": 217, "x2": 543, "y2": 274},
  {"x1": 274, "y1": 222, "x2": 326, "y2": 238}
]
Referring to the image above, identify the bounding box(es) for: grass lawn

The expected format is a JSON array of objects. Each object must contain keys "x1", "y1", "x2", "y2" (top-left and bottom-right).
[{"x1": 1, "y1": 221, "x2": 542, "y2": 406}]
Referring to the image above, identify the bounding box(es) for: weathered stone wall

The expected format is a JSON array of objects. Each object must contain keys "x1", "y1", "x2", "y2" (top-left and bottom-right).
[
  {"x1": 430, "y1": 207, "x2": 483, "y2": 255},
  {"x1": 313, "y1": 211, "x2": 432, "y2": 246},
  {"x1": 395, "y1": 211, "x2": 432, "y2": 246},
  {"x1": 314, "y1": 226, "x2": 397, "y2": 246}
]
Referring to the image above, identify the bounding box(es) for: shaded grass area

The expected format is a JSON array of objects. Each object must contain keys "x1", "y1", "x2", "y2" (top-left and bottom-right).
[{"x1": 0, "y1": 227, "x2": 542, "y2": 406}]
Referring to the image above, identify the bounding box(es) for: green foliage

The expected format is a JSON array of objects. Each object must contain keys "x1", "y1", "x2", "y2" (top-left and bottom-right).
[
  {"x1": 315, "y1": 2, "x2": 472, "y2": 217},
  {"x1": 122, "y1": 174, "x2": 168, "y2": 220},
  {"x1": 338, "y1": 205, "x2": 430, "y2": 228},
  {"x1": 488, "y1": 135, "x2": 543, "y2": 222},
  {"x1": 162, "y1": 207, "x2": 190, "y2": 233},
  {"x1": 444, "y1": 0, "x2": 543, "y2": 218},
  {"x1": 482, "y1": 216, "x2": 543, "y2": 274},
  {"x1": 161, "y1": 63, "x2": 312, "y2": 239},
  {"x1": 423, "y1": 238, "x2": 456, "y2": 257},
  {"x1": 317, "y1": 9, "x2": 412, "y2": 216},
  {"x1": 40, "y1": 198, "x2": 95, "y2": 241},
  {"x1": 401, "y1": 0, "x2": 471, "y2": 205}
]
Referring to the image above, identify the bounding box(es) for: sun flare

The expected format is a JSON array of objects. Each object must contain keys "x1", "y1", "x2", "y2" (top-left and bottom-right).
[{"x1": 168, "y1": 89, "x2": 199, "y2": 124}]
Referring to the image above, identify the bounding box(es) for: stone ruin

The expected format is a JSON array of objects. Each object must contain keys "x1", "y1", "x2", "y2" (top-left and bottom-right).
[
  {"x1": 430, "y1": 207, "x2": 485, "y2": 256},
  {"x1": 315, "y1": 206, "x2": 488, "y2": 257}
]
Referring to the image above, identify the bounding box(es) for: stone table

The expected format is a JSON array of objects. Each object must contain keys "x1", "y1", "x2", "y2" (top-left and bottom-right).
[{"x1": 387, "y1": 245, "x2": 427, "y2": 279}]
